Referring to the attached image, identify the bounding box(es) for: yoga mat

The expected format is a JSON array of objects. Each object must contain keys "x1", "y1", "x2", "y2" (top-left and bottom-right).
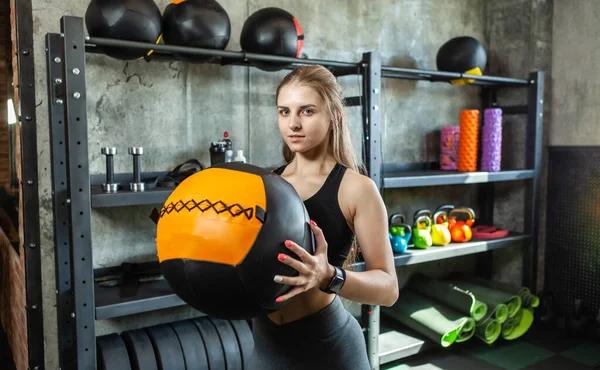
[
  {"x1": 457, "y1": 109, "x2": 479, "y2": 172},
  {"x1": 382, "y1": 289, "x2": 475, "y2": 347},
  {"x1": 440, "y1": 126, "x2": 460, "y2": 170},
  {"x1": 455, "y1": 317, "x2": 476, "y2": 343},
  {"x1": 407, "y1": 273, "x2": 488, "y2": 321},
  {"x1": 447, "y1": 279, "x2": 521, "y2": 319},
  {"x1": 481, "y1": 108, "x2": 503, "y2": 172},
  {"x1": 457, "y1": 275, "x2": 540, "y2": 309},
  {"x1": 501, "y1": 308, "x2": 534, "y2": 340},
  {"x1": 475, "y1": 316, "x2": 502, "y2": 344}
]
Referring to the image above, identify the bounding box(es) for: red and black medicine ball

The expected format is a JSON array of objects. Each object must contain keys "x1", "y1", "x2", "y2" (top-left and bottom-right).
[
  {"x1": 155, "y1": 162, "x2": 315, "y2": 320},
  {"x1": 240, "y1": 7, "x2": 304, "y2": 72},
  {"x1": 162, "y1": 0, "x2": 231, "y2": 63}
]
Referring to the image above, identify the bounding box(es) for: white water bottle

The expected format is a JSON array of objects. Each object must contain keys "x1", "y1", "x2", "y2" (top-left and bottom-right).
[{"x1": 234, "y1": 150, "x2": 246, "y2": 163}]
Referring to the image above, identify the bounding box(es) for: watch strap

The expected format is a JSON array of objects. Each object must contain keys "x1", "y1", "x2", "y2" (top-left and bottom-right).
[{"x1": 320, "y1": 266, "x2": 346, "y2": 294}]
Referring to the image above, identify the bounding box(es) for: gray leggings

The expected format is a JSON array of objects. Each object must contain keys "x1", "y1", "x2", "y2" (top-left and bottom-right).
[{"x1": 248, "y1": 297, "x2": 371, "y2": 370}]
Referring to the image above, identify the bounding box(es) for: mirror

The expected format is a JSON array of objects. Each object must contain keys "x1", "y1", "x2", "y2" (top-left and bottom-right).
[{"x1": 0, "y1": 6, "x2": 20, "y2": 253}]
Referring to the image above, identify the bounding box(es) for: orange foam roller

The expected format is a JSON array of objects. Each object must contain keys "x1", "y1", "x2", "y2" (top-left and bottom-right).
[{"x1": 457, "y1": 109, "x2": 480, "y2": 172}]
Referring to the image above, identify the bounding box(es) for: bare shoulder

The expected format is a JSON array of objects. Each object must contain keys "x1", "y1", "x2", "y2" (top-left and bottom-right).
[
  {"x1": 341, "y1": 168, "x2": 378, "y2": 194},
  {"x1": 339, "y1": 168, "x2": 382, "y2": 215}
]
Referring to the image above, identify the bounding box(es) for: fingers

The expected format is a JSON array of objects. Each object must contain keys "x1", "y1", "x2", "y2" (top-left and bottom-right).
[
  {"x1": 309, "y1": 220, "x2": 328, "y2": 252},
  {"x1": 275, "y1": 285, "x2": 306, "y2": 303},
  {"x1": 284, "y1": 239, "x2": 312, "y2": 262},
  {"x1": 273, "y1": 274, "x2": 305, "y2": 286},
  {"x1": 277, "y1": 253, "x2": 310, "y2": 275}
]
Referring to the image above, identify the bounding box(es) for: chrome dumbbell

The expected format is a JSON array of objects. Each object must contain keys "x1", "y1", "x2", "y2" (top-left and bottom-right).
[
  {"x1": 101, "y1": 147, "x2": 118, "y2": 193},
  {"x1": 128, "y1": 147, "x2": 145, "y2": 192}
]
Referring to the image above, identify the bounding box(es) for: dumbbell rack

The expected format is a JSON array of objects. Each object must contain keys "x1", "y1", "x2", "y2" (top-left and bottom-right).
[{"x1": 45, "y1": 15, "x2": 543, "y2": 370}]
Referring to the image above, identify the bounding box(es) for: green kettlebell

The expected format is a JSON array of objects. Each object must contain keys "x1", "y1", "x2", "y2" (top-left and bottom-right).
[{"x1": 412, "y1": 209, "x2": 433, "y2": 249}]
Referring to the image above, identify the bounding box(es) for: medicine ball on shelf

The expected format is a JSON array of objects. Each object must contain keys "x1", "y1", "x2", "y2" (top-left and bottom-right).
[
  {"x1": 162, "y1": 0, "x2": 231, "y2": 63},
  {"x1": 436, "y1": 36, "x2": 487, "y2": 85},
  {"x1": 240, "y1": 7, "x2": 304, "y2": 71},
  {"x1": 155, "y1": 162, "x2": 315, "y2": 320},
  {"x1": 85, "y1": 0, "x2": 162, "y2": 60}
]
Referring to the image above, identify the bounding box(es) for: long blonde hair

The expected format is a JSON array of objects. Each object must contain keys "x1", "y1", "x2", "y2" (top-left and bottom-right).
[{"x1": 276, "y1": 65, "x2": 365, "y2": 269}]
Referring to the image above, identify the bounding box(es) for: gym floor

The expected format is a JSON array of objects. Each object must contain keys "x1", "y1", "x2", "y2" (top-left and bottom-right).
[{"x1": 383, "y1": 326, "x2": 600, "y2": 370}]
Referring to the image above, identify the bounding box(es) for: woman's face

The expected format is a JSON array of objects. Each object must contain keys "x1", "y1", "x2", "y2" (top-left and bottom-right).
[{"x1": 277, "y1": 83, "x2": 331, "y2": 154}]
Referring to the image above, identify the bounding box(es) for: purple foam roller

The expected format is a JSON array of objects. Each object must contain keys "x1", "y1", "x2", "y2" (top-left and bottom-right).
[{"x1": 481, "y1": 108, "x2": 503, "y2": 172}]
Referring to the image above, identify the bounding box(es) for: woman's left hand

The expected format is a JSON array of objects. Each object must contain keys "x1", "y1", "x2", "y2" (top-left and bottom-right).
[{"x1": 274, "y1": 220, "x2": 335, "y2": 302}]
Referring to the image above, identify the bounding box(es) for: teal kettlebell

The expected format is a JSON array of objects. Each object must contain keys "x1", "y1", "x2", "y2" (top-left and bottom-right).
[
  {"x1": 388, "y1": 213, "x2": 412, "y2": 254},
  {"x1": 412, "y1": 209, "x2": 433, "y2": 249}
]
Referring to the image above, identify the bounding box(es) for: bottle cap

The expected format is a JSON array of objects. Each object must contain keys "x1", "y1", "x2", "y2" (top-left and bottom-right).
[
  {"x1": 224, "y1": 131, "x2": 229, "y2": 138},
  {"x1": 237, "y1": 150, "x2": 244, "y2": 156}
]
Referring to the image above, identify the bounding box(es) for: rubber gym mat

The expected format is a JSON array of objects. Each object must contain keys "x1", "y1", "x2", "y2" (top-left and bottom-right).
[
  {"x1": 121, "y1": 329, "x2": 158, "y2": 370},
  {"x1": 144, "y1": 323, "x2": 186, "y2": 370},
  {"x1": 521, "y1": 327, "x2": 585, "y2": 353},
  {"x1": 465, "y1": 341, "x2": 554, "y2": 370},
  {"x1": 170, "y1": 320, "x2": 210, "y2": 370},
  {"x1": 521, "y1": 354, "x2": 595, "y2": 370},
  {"x1": 407, "y1": 273, "x2": 488, "y2": 321},
  {"x1": 96, "y1": 333, "x2": 132, "y2": 370},
  {"x1": 382, "y1": 289, "x2": 475, "y2": 347},
  {"x1": 560, "y1": 341, "x2": 600, "y2": 367},
  {"x1": 382, "y1": 347, "x2": 505, "y2": 370}
]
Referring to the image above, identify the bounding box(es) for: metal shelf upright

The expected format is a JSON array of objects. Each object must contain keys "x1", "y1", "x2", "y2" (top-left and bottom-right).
[
  {"x1": 361, "y1": 62, "x2": 544, "y2": 368},
  {"x1": 45, "y1": 14, "x2": 544, "y2": 370},
  {"x1": 45, "y1": 15, "x2": 372, "y2": 370}
]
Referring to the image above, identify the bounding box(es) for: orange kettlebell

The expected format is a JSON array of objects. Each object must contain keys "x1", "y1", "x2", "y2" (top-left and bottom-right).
[{"x1": 448, "y1": 207, "x2": 476, "y2": 242}]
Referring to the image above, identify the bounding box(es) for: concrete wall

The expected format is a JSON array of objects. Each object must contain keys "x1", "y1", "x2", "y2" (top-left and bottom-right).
[
  {"x1": 551, "y1": 0, "x2": 599, "y2": 146},
  {"x1": 29, "y1": 0, "x2": 553, "y2": 368},
  {"x1": 485, "y1": 0, "x2": 553, "y2": 291}
]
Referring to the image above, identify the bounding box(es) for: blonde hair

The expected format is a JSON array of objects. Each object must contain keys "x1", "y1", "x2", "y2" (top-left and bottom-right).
[{"x1": 276, "y1": 65, "x2": 365, "y2": 269}]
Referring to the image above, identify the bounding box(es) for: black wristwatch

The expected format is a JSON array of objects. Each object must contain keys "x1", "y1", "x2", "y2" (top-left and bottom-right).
[{"x1": 320, "y1": 266, "x2": 346, "y2": 294}]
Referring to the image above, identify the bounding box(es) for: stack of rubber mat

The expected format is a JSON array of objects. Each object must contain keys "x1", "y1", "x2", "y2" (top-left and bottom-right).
[
  {"x1": 96, "y1": 316, "x2": 254, "y2": 370},
  {"x1": 382, "y1": 273, "x2": 539, "y2": 347}
]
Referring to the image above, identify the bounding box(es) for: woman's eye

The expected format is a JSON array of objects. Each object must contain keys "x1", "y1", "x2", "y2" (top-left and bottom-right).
[{"x1": 303, "y1": 109, "x2": 313, "y2": 114}]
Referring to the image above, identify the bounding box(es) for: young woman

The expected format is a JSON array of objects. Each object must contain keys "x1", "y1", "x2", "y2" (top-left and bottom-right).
[{"x1": 248, "y1": 65, "x2": 399, "y2": 369}]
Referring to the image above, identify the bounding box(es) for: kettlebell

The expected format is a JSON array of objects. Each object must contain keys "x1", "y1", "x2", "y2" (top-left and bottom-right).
[
  {"x1": 431, "y1": 206, "x2": 452, "y2": 246},
  {"x1": 388, "y1": 213, "x2": 412, "y2": 254},
  {"x1": 435, "y1": 204, "x2": 455, "y2": 223},
  {"x1": 412, "y1": 209, "x2": 433, "y2": 249},
  {"x1": 448, "y1": 207, "x2": 476, "y2": 242}
]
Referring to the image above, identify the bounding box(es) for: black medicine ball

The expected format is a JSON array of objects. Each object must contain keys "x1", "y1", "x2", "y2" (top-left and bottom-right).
[
  {"x1": 436, "y1": 36, "x2": 487, "y2": 84},
  {"x1": 240, "y1": 7, "x2": 304, "y2": 72},
  {"x1": 85, "y1": 0, "x2": 162, "y2": 60},
  {"x1": 162, "y1": 0, "x2": 231, "y2": 63}
]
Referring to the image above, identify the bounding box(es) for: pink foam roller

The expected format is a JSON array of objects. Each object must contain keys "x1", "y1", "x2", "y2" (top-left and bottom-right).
[
  {"x1": 481, "y1": 108, "x2": 503, "y2": 172},
  {"x1": 440, "y1": 126, "x2": 460, "y2": 170}
]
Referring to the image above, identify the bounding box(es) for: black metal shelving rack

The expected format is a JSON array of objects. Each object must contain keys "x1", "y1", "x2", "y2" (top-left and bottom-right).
[{"x1": 45, "y1": 15, "x2": 543, "y2": 370}]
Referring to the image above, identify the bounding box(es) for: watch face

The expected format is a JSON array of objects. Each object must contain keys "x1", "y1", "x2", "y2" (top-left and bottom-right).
[{"x1": 329, "y1": 267, "x2": 345, "y2": 294}]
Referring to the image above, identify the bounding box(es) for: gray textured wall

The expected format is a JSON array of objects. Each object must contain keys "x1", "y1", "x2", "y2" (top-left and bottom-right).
[
  {"x1": 551, "y1": 0, "x2": 599, "y2": 146},
  {"x1": 485, "y1": 0, "x2": 552, "y2": 291},
  {"x1": 29, "y1": 0, "x2": 553, "y2": 368}
]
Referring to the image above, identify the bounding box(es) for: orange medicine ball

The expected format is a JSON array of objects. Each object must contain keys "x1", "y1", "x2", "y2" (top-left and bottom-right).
[{"x1": 155, "y1": 162, "x2": 314, "y2": 320}]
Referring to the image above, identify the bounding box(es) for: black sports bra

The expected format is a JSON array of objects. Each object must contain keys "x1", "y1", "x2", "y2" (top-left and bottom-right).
[{"x1": 273, "y1": 163, "x2": 355, "y2": 267}]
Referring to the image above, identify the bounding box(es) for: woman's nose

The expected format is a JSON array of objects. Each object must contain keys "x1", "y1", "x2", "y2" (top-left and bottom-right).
[{"x1": 288, "y1": 114, "x2": 301, "y2": 129}]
